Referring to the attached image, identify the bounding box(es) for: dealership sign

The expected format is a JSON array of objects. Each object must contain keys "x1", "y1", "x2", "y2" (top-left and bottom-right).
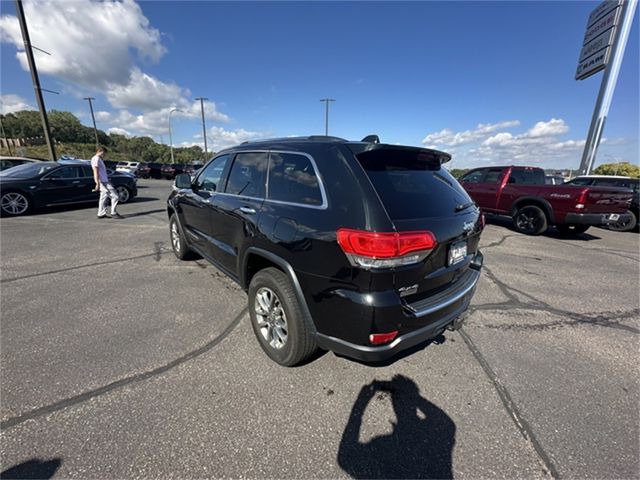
[{"x1": 576, "y1": 0, "x2": 622, "y2": 80}]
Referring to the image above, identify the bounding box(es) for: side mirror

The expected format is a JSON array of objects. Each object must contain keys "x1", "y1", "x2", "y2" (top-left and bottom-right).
[{"x1": 175, "y1": 173, "x2": 192, "y2": 189}]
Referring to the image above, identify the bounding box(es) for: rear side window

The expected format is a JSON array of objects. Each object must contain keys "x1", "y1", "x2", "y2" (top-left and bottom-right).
[
  {"x1": 508, "y1": 169, "x2": 545, "y2": 185},
  {"x1": 461, "y1": 170, "x2": 485, "y2": 183},
  {"x1": 225, "y1": 152, "x2": 268, "y2": 198},
  {"x1": 483, "y1": 169, "x2": 503, "y2": 184},
  {"x1": 268, "y1": 152, "x2": 323, "y2": 206},
  {"x1": 567, "y1": 178, "x2": 593, "y2": 186},
  {"x1": 356, "y1": 148, "x2": 473, "y2": 219}
]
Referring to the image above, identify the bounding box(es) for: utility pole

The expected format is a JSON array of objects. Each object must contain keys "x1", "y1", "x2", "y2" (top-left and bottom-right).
[
  {"x1": 15, "y1": 0, "x2": 56, "y2": 161},
  {"x1": 168, "y1": 108, "x2": 182, "y2": 163},
  {"x1": 83, "y1": 97, "x2": 99, "y2": 147},
  {"x1": 195, "y1": 97, "x2": 208, "y2": 155},
  {"x1": 320, "y1": 98, "x2": 335, "y2": 136}
]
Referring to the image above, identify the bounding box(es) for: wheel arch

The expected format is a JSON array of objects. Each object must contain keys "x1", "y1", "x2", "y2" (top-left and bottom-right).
[
  {"x1": 242, "y1": 248, "x2": 317, "y2": 334},
  {"x1": 511, "y1": 197, "x2": 555, "y2": 224}
]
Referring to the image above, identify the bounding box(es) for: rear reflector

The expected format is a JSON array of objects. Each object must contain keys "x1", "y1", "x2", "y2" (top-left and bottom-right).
[
  {"x1": 337, "y1": 229, "x2": 437, "y2": 269},
  {"x1": 369, "y1": 331, "x2": 398, "y2": 345}
]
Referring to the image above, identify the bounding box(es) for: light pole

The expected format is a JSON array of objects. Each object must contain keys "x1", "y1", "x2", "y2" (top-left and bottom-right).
[
  {"x1": 195, "y1": 97, "x2": 208, "y2": 155},
  {"x1": 83, "y1": 97, "x2": 99, "y2": 147},
  {"x1": 168, "y1": 107, "x2": 182, "y2": 163},
  {"x1": 320, "y1": 98, "x2": 335, "y2": 136}
]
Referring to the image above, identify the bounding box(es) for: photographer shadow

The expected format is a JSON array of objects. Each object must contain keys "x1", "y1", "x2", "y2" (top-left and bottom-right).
[{"x1": 338, "y1": 375, "x2": 455, "y2": 479}]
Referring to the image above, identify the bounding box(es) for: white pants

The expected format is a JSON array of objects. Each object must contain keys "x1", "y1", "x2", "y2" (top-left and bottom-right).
[{"x1": 98, "y1": 182, "x2": 119, "y2": 216}]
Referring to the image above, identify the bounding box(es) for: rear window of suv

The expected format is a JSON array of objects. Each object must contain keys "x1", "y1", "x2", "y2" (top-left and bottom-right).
[
  {"x1": 268, "y1": 152, "x2": 323, "y2": 206},
  {"x1": 356, "y1": 148, "x2": 473, "y2": 220}
]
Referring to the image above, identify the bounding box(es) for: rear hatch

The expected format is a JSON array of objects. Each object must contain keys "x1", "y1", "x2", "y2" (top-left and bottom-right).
[{"x1": 353, "y1": 145, "x2": 483, "y2": 302}]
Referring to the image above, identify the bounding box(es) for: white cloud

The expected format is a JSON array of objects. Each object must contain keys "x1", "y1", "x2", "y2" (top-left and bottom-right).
[
  {"x1": 106, "y1": 69, "x2": 188, "y2": 111},
  {"x1": 424, "y1": 118, "x2": 597, "y2": 168},
  {"x1": 0, "y1": 94, "x2": 35, "y2": 114},
  {"x1": 422, "y1": 120, "x2": 520, "y2": 147},
  {"x1": 107, "y1": 127, "x2": 131, "y2": 137},
  {"x1": 526, "y1": 118, "x2": 569, "y2": 138},
  {"x1": 0, "y1": 0, "x2": 165, "y2": 89},
  {"x1": 208, "y1": 126, "x2": 269, "y2": 151}
]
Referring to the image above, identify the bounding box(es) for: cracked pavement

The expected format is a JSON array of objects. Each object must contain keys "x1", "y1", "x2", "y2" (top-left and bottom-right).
[{"x1": 1, "y1": 180, "x2": 638, "y2": 479}]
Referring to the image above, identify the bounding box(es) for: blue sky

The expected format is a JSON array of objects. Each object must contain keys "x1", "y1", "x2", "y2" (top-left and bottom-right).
[{"x1": 1, "y1": 1, "x2": 638, "y2": 169}]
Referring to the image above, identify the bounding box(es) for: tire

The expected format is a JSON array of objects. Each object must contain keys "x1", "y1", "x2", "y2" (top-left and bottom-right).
[
  {"x1": 116, "y1": 185, "x2": 131, "y2": 203},
  {"x1": 169, "y1": 214, "x2": 196, "y2": 260},
  {"x1": 513, "y1": 205, "x2": 548, "y2": 235},
  {"x1": 0, "y1": 191, "x2": 31, "y2": 217},
  {"x1": 557, "y1": 224, "x2": 590, "y2": 235},
  {"x1": 608, "y1": 210, "x2": 637, "y2": 232},
  {"x1": 248, "y1": 267, "x2": 317, "y2": 366}
]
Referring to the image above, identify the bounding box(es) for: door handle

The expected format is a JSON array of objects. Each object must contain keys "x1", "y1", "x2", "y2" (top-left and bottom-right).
[
  {"x1": 72, "y1": 181, "x2": 80, "y2": 184},
  {"x1": 240, "y1": 207, "x2": 256, "y2": 215}
]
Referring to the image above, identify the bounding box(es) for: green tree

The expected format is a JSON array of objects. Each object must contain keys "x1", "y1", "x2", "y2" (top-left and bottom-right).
[
  {"x1": 593, "y1": 162, "x2": 640, "y2": 178},
  {"x1": 0, "y1": 111, "x2": 42, "y2": 138},
  {"x1": 449, "y1": 168, "x2": 470, "y2": 179}
]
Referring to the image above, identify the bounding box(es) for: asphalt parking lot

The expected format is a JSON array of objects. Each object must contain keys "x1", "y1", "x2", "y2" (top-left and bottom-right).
[{"x1": 1, "y1": 179, "x2": 638, "y2": 479}]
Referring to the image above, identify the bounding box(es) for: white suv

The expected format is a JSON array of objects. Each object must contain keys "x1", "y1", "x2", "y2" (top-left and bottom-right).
[{"x1": 116, "y1": 162, "x2": 140, "y2": 174}]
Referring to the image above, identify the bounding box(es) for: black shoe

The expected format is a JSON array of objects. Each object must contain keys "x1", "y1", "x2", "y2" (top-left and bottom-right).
[{"x1": 111, "y1": 213, "x2": 124, "y2": 219}]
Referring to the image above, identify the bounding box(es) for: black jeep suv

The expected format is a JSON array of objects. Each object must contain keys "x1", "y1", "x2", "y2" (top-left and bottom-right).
[{"x1": 167, "y1": 136, "x2": 484, "y2": 366}]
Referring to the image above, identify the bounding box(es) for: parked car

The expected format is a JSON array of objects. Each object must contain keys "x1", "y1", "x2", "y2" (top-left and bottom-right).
[
  {"x1": 161, "y1": 163, "x2": 185, "y2": 180},
  {"x1": 0, "y1": 161, "x2": 137, "y2": 216},
  {"x1": 566, "y1": 175, "x2": 639, "y2": 232},
  {"x1": 58, "y1": 158, "x2": 137, "y2": 187},
  {"x1": 0, "y1": 156, "x2": 42, "y2": 171},
  {"x1": 544, "y1": 175, "x2": 566, "y2": 185},
  {"x1": 148, "y1": 162, "x2": 163, "y2": 179},
  {"x1": 168, "y1": 136, "x2": 484, "y2": 366},
  {"x1": 116, "y1": 161, "x2": 140, "y2": 175},
  {"x1": 459, "y1": 166, "x2": 632, "y2": 235},
  {"x1": 136, "y1": 163, "x2": 151, "y2": 178},
  {"x1": 184, "y1": 163, "x2": 204, "y2": 176}
]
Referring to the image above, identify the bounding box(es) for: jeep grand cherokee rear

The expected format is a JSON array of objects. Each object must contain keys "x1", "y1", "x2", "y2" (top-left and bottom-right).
[{"x1": 167, "y1": 136, "x2": 484, "y2": 366}]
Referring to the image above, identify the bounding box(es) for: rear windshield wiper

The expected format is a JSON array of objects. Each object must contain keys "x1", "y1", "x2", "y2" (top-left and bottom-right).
[{"x1": 455, "y1": 202, "x2": 476, "y2": 212}]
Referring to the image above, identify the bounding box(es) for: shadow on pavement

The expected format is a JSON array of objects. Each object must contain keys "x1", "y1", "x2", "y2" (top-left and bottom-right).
[
  {"x1": 1, "y1": 458, "x2": 62, "y2": 479},
  {"x1": 122, "y1": 208, "x2": 167, "y2": 219},
  {"x1": 486, "y1": 215, "x2": 602, "y2": 240},
  {"x1": 338, "y1": 375, "x2": 455, "y2": 479}
]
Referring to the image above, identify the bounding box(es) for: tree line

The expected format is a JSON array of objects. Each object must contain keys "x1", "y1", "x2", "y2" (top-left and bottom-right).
[{"x1": 0, "y1": 110, "x2": 209, "y2": 164}]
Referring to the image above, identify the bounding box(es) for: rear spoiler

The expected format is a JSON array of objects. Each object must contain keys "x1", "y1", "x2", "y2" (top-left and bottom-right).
[{"x1": 346, "y1": 142, "x2": 452, "y2": 165}]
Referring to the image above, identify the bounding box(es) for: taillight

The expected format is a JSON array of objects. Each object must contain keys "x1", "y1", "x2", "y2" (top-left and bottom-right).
[
  {"x1": 337, "y1": 228, "x2": 437, "y2": 269},
  {"x1": 576, "y1": 190, "x2": 588, "y2": 210}
]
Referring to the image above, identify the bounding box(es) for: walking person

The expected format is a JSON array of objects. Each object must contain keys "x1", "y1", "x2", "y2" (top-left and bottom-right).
[{"x1": 91, "y1": 146, "x2": 123, "y2": 219}]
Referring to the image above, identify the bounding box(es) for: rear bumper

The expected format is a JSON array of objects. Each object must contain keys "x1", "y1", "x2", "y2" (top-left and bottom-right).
[
  {"x1": 314, "y1": 252, "x2": 482, "y2": 363},
  {"x1": 564, "y1": 212, "x2": 632, "y2": 226}
]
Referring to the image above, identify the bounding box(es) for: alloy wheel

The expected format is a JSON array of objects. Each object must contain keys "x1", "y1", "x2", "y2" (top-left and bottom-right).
[
  {"x1": 254, "y1": 287, "x2": 288, "y2": 349},
  {"x1": 116, "y1": 186, "x2": 130, "y2": 203},
  {"x1": 171, "y1": 221, "x2": 181, "y2": 252},
  {"x1": 1, "y1": 192, "x2": 29, "y2": 215}
]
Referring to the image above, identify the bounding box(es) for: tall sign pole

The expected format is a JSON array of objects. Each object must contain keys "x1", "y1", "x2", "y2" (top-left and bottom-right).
[
  {"x1": 15, "y1": 0, "x2": 56, "y2": 161},
  {"x1": 195, "y1": 97, "x2": 208, "y2": 155},
  {"x1": 576, "y1": 0, "x2": 638, "y2": 175},
  {"x1": 83, "y1": 97, "x2": 99, "y2": 147}
]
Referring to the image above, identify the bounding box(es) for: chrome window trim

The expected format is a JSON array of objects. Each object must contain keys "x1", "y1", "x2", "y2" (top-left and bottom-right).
[
  {"x1": 265, "y1": 150, "x2": 328, "y2": 210},
  {"x1": 203, "y1": 149, "x2": 328, "y2": 210}
]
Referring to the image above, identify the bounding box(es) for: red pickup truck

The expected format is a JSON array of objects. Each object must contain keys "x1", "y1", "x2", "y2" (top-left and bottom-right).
[{"x1": 459, "y1": 166, "x2": 632, "y2": 235}]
